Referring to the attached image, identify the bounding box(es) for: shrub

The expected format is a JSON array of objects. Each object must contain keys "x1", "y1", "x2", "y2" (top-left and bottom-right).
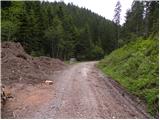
[{"x1": 98, "y1": 37, "x2": 159, "y2": 117}]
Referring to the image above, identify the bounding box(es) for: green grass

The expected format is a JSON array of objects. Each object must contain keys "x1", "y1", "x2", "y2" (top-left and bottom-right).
[{"x1": 98, "y1": 38, "x2": 159, "y2": 117}]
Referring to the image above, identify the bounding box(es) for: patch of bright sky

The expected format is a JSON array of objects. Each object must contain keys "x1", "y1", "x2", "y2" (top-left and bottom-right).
[{"x1": 44, "y1": 0, "x2": 133, "y2": 25}]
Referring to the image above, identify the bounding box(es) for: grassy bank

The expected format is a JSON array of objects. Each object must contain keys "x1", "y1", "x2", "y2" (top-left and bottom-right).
[{"x1": 98, "y1": 38, "x2": 159, "y2": 117}]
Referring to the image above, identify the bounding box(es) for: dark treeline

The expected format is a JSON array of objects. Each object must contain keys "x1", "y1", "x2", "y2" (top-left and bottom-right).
[
  {"x1": 1, "y1": 1, "x2": 159, "y2": 60},
  {"x1": 120, "y1": 0, "x2": 159, "y2": 45},
  {"x1": 1, "y1": 1, "x2": 116, "y2": 60}
]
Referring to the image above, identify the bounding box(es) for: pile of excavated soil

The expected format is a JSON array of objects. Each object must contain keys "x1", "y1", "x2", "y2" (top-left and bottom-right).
[
  {"x1": 33, "y1": 56, "x2": 66, "y2": 75},
  {"x1": 1, "y1": 42, "x2": 66, "y2": 85}
]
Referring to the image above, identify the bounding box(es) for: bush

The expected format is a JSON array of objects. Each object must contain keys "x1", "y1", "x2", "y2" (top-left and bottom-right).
[{"x1": 98, "y1": 37, "x2": 159, "y2": 117}]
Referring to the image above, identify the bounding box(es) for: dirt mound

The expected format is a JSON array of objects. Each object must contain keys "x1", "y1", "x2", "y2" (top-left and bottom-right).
[
  {"x1": 33, "y1": 56, "x2": 66, "y2": 75},
  {"x1": 1, "y1": 42, "x2": 67, "y2": 118},
  {"x1": 1, "y1": 42, "x2": 32, "y2": 60},
  {"x1": 1, "y1": 42, "x2": 66, "y2": 85}
]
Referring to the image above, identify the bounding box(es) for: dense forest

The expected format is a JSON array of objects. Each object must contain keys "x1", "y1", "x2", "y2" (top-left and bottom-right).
[
  {"x1": 1, "y1": 1, "x2": 117, "y2": 60},
  {"x1": 1, "y1": 1, "x2": 158, "y2": 60}
]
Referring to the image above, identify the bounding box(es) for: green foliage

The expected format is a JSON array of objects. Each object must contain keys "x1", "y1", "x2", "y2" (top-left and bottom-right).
[
  {"x1": 120, "y1": 1, "x2": 159, "y2": 47},
  {"x1": 98, "y1": 38, "x2": 159, "y2": 117},
  {"x1": 1, "y1": 20, "x2": 18, "y2": 41},
  {"x1": 30, "y1": 50, "x2": 44, "y2": 57},
  {"x1": 1, "y1": 1, "x2": 117, "y2": 60},
  {"x1": 91, "y1": 45, "x2": 104, "y2": 60}
]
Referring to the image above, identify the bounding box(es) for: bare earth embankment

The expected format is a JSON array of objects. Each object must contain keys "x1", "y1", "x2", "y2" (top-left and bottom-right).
[{"x1": 1, "y1": 42, "x2": 66, "y2": 118}]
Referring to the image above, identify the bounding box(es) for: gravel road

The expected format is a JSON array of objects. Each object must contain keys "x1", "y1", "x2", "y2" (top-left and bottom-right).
[{"x1": 2, "y1": 62, "x2": 150, "y2": 119}]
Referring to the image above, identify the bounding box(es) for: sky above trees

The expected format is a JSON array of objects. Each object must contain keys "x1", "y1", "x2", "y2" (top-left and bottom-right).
[{"x1": 43, "y1": 0, "x2": 133, "y2": 25}]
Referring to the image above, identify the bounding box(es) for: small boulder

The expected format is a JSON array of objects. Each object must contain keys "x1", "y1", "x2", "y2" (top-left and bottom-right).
[{"x1": 45, "y1": 80, "x2": 53, "y2": 85}]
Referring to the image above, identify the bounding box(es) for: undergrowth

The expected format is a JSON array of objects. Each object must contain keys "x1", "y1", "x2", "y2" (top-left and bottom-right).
[{"x1": 98, "y1": 37, "x2": 159, "y2": 117}]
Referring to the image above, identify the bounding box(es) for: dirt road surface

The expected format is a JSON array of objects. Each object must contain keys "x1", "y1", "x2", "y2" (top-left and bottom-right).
[{"x1": 2, "y1": 62, "x2": 150, "y2": 119}]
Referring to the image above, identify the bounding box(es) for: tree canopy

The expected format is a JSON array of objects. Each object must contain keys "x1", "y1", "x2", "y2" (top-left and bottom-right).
[
  {"x1": 1, "y1": 1, "x2": 159, "y2": 60},
  {"x1": 1, "y1": 1, "x2": 117, "y2": 60}
]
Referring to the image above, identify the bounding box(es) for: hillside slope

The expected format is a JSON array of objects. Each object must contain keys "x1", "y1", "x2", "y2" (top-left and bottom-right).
[{"x1": 98, "y1": 38, "x2": 159, "y2": 117}]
